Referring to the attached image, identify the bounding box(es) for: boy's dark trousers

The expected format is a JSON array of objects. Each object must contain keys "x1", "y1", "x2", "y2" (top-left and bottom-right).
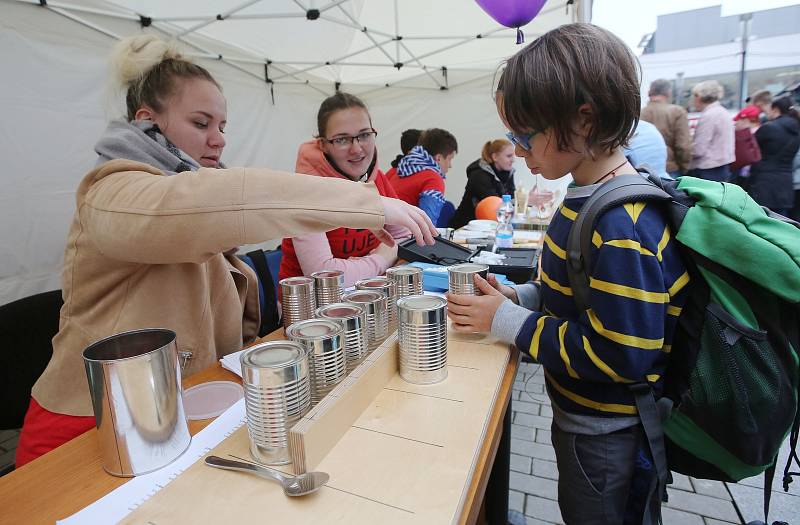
[{"x1": 550, "y1": 423, "x2": 660, "y2": 525}]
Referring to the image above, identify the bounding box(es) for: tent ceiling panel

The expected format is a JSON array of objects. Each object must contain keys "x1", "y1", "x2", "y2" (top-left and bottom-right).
[{"x1": 10, "y1": 0, "x2": 584, "y2": 88}]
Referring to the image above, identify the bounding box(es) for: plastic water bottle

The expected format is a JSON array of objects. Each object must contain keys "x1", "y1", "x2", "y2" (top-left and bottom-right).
[
  {"x1": 496, "y1": 194, "x2": 514, "y2": 224},
  {"x1": 495, "y1": 195, "x2": 514, "y2": 249}
]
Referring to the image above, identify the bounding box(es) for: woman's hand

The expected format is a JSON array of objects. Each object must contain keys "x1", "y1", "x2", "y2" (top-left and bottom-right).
[
  {"x1": 446, "y1": 274, "x2": 507, "y2": 333},
  {"x1": 380, "y1": 197, "x2": 437, "y2": 246},
  {"x1": 370, "y1": 241, "x2": 398, "y2": 266},
  {"x1": 487, "y1": 274, "x2": 518, "y2": 304}
]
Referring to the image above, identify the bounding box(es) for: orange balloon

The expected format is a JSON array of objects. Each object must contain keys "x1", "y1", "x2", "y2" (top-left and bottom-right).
[{"x1": 475, "y1": 196, "x2": 502, "y2": 220}]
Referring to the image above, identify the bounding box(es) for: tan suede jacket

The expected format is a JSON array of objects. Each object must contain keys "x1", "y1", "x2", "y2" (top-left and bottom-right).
[
  {"x1": 641, "y1": 100, "x2": 693, "y2": 174},
  {"x1": 32, "y1": 159, "x2": 385, "y2": 416}
]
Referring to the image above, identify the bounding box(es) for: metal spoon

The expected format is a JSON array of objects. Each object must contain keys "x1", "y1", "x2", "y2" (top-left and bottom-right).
[{"x1": 204, "y1": 456, "x2": 329, "y2": 496}]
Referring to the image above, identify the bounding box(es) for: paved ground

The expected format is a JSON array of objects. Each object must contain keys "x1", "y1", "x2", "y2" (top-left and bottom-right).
[
  {"x1": 509, "y1": 360, "x2": 799, "y2": 525},
  {"x1": 2, "y1": 362, "x2": 798, "y2": 524}
]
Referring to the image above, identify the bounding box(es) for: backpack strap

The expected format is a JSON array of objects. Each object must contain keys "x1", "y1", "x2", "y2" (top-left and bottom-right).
[
  {"x1": 630, "y1": 382, "x2": 669, "y2": 524},
  {"x1": 566, "y1": 174, "x2": 672, "y2": 311}
]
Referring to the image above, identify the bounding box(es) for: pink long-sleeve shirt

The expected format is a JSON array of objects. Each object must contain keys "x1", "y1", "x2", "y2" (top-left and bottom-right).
[{"x1": 690, "y1": 101, "x2": 735, "y2": 170}]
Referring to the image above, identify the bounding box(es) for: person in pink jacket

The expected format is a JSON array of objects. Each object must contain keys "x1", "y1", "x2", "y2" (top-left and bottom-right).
[{"x1": 279, "y1": 92, "x2": 410, "y2": 287}]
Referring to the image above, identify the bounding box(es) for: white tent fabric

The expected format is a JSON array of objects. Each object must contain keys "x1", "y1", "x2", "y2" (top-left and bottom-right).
[{"x1": 0, "y1": 0, "x2": 590, "y2": 306}]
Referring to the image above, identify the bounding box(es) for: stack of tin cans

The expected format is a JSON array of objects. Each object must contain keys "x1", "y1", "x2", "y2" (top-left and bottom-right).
[
  {"x1": 355, "y1": 276, "x2": 398, "y2": 332},
  {"x1": 397, "y1": 295, "x2": 448, "y2": 385},
  {"x1": 316, "y1": 302, "x2": 369, "y2": 373},
  {"x1": 239, "y1": 341, "x2": 311, "y2": 465},
  {"x1": 386, "y1": 266, "x2": 423, "y2": 298},
  {"x1": 286, "y1": 318, "x2": 347, "y2": 405},
  {"x1": 279, "y1": 276, "x2": 316, "y2": 329},
  {"x1": 343, "y1": 289, "x2": 389, "y2": 351},
  {"x1": 311, "y1": 270, "x2": 344, "y2": 309},
  {"x1": 447, "y1": 263, "x2": 489, "y2": 296}
]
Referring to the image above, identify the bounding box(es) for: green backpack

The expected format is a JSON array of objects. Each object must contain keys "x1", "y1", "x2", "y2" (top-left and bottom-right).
[{"x1": 565, "y1": 173, "x2": 800, "y2": 521}]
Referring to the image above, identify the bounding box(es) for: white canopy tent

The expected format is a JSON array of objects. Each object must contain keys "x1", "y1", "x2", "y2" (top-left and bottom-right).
[{"x1": 0, "y1": 0, "x2": 591, "y2": 305}]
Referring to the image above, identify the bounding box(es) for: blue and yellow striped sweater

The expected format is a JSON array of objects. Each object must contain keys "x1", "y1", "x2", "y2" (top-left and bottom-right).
[{"x1": 516, "y1": 192, "x2": 689, "y2": 417}]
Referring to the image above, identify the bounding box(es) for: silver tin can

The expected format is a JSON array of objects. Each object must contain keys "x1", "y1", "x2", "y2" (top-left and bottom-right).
[
  {"x1": 286, "y1": 318, "x2": 346, "y2": 405},
  {"x1": 280, "y1": 276, "x2": 316, "y2": 329},
  {"x1": 447, "y1": 263, "x2": 489, "y2": 296},
  {"x1": 316, "y1": 302, "x2": 369, "y2": 373},
  {"x1": 355, "y1": 276, "x2": 398, "y2": 332},
  {"x1": 397, "y1": 295, "x2": 448, "y2": 385},
  {"x1": 82, "y1": 328, "x2": 191, "y2": 477},
  {"x1": 386, "y1": 265, "x2": 424, "y2": 298},
  {"x1": 311, "y1": 270, "x2": 344, "y2": 309},
  {"x1": 342, "y1": 289, "x2": 389, "y2": 351},
  {"x1": 239, "y1": 341, "x2": 311, "y2": 465}
]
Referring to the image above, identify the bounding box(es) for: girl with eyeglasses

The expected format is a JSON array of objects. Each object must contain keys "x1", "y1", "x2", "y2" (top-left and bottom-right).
[{"x1": 279, "y1": 92, "x2": 410, "y2": 287}]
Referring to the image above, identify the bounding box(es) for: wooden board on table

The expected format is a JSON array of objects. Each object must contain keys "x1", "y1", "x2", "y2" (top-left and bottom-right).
[{"x1": 121, "y1": 330, "x2": 510, "y2": 525}]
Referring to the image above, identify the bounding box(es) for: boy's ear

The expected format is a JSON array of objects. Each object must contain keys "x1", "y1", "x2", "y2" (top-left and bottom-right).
[{"x1": 575, "y1": 103, "x2": 594, "y2": 137}]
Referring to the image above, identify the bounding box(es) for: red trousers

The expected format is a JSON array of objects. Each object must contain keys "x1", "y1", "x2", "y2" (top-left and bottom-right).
[{"x1": 15, "y1": 398, "x2": 95, "y2": 468}]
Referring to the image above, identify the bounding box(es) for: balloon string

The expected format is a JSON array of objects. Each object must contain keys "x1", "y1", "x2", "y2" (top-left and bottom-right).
[{"x1": 516, "y1": 27, "x2": 524, "y2": 44}]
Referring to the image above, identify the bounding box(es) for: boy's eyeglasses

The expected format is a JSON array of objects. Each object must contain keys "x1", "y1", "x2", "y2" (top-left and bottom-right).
[
  {"x1": 323, "y1": 130, "x2": 378, "y2": 149},
  {"x1": 505, "y1": 130, "x2": 538, "y2": 152}
]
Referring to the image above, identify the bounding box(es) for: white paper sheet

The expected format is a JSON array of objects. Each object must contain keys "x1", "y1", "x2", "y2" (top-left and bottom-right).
[{"x1": 57, "y1": 399, "x2": 246, "y2": 525}]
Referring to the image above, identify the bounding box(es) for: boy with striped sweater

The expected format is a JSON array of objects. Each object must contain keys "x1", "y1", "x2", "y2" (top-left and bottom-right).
[{"x1": 446, "y1": 24, "x2": 689, "y2": 525}]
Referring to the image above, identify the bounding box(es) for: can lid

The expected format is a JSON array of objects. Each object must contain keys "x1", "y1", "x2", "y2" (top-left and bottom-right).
[
  {"x1": 398, "y1": 295, "x2": 446, "y2": 311},
  {"x1": 317, "y1": 303, "x2": 364, "y2": 319},
  {"x1": 311, "y1": 270, "x2": 344, "y2": 279},
  {"x1": 286, "y1": 318, "x2": 343, "y2": 340},
  {"x1": 343, "y1": 290, "x2": 384, "y2": 303},
  {"x1": 448, "y1": 263, "x2": 489, "y2": 273},
  {"x1": 280, "y1": 276, "x2": 313, "y2": 286},
  {"x1": 356, "y1": 277, "x2": 392, "y2": 289},
  {"x1": 387, "y1": 266, "x2": 421, "y2": 276},
  {"x1": 241, "y1": 341, "x2": 305, "y2": 368}
]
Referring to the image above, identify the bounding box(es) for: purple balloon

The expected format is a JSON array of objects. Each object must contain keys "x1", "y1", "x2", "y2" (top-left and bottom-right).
[{"x1": 475, "y1": 0, "x2": 547, "y2": 28}]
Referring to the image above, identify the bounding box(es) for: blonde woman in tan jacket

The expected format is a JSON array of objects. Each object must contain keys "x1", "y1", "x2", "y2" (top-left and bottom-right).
[{"x1": 16, "y1": 35, "x2": 436, "y2": 467}]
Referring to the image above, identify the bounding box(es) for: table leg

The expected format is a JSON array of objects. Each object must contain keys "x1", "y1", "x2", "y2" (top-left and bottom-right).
[{"x1": 485, "y1": 402, "x2": 512, "y2": 524}]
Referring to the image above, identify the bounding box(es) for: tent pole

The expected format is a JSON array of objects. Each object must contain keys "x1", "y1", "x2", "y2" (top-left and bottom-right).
[
  {"x1": 335, "y1": 4, "x2": 396, "y2": 65},
  {"x1": 152, "y1": 21, "x2": 330, "y2": 97},
  {"x1": 407, "y1": 27, "x2": 508, "y2": 63},
  {"x1": 400, "y1": 34, "x2": 513, "y2": 40},
  {"x1": 175, "y1": 0, "x2": 265, "y2": 38},
  {"x1": 318, "y1": 0, "x2": 350, "y2": 13},
  {"x1": 45, "y1": 6, "x2": 122, "y2": 40},
  {"x1": 398, "y1": 41, "x2": 444, "y2": 89},
  {"x1": 13, "y1": 0, "x2": 139, "y2": 21},
  {"x1": 394, "y1": 0, "x2": 400, "y2": 64},
  {"x1": 270, "y1": 37, "x2": 394, "y2": 81},
  {"x1": 319, "y1": 14, "x2": 395, "y2": 39}
]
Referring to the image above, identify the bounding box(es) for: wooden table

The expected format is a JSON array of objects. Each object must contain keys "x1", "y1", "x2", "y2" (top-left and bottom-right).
[{"x1": 0, "y1": 330, "x2": 519, "y2": 525}]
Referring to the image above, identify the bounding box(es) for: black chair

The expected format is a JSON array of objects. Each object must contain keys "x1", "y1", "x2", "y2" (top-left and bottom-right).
[
  {"x1": 239, "y1": 249, "x2": 282, "y2": 337},
  {"x1": 0, "y1": 290, "x2": 62, "y2": 430}
]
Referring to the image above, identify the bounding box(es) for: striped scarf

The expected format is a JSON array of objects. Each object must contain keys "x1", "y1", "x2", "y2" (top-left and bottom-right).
[{"x1": 397, "y1": 145, "x2": 445, "y2": 179}]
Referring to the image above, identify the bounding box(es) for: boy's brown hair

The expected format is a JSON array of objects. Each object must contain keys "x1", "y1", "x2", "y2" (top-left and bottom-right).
[
  {"x1": 419, "y1": 128, "x2": 458, "y2": 158},
  {"x1": 499, "y1": 23, "x2": 640, "y2": 154}
]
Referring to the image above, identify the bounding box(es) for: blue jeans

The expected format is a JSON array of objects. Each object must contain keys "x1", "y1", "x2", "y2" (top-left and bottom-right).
[{"x1": 688, "y1": 165, "x2": 732, "y2": 183}]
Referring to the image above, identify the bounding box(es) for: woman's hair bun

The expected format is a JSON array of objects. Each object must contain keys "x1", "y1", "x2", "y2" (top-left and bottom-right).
[{"x1": 110, "y1": 35, "x2": 183, "y2": 89}]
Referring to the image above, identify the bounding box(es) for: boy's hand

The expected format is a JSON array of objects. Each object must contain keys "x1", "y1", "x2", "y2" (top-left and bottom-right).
[
  {"x1": 487, "y1": 274, "x2": 519, "y2": 304},
  {"x1": 446, "y1": 275, "x2": 507, "y2": 333}
]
